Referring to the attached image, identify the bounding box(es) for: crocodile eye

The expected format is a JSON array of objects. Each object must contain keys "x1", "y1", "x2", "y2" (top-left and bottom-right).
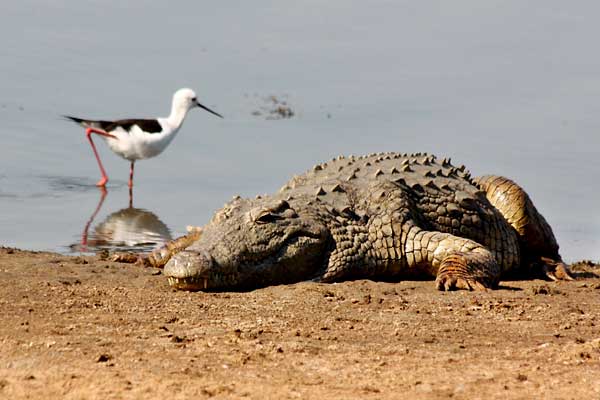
[
  {"x1": 251, "y1": 200, "x2": 297, "y2": 224},
  {"x1": 255, "y1": 212, "x2": 281, "y2": 224}
]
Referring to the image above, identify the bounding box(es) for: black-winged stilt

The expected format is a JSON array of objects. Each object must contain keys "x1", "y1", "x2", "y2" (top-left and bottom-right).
[{"x1": 65, "y1": 88, "x2": 223, "y2": 188}]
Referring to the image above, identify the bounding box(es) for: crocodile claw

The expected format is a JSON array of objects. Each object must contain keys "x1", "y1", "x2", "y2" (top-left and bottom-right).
[{"x1": 435, "y1": 274, "x2": 489, "y2": 291}]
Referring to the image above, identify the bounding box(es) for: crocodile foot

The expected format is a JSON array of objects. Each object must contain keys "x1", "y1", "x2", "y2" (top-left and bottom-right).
[
  {"x1": 108, "y1": 226, "x2": 203, "y2": 269},
  {"x1": 436, "y1": 273, "x2": 488, "y2": 291},
  {"x1": 541, "y1": 257, "x2": 574, "y2": 281},
  {"x1": 435, "y1": 252, "x2": 498, "y2": 291},
  {"x1": 109, "y1": 252, "x2": 151, "y2": 266}
]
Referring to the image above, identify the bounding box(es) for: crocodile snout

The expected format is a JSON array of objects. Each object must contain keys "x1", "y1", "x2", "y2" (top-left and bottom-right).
[{"x1": 164, "y1": 249, "x2": 214, "y2": 291}]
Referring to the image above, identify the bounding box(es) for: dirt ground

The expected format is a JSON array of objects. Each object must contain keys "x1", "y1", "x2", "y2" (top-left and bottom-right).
[{"x1": 0, "y1": 247, "x2": 599, "y2": 399}]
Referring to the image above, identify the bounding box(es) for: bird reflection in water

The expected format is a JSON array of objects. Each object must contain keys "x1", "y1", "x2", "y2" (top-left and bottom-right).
[{"x1": 75, "y1": 187, "x2": 172, "y2": 253}]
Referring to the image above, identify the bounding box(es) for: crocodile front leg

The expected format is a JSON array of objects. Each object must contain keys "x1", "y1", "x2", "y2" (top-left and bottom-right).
[
  {"x1": 429, "y1": 234, "x2": 499, "y2": 290},
  {"x1": 403, "y1": 225, "x2": 500, "y2": 291},
  {"x1": 320, "y1": 182, "x2": 501, "y2": 290},
  {"x1": 111, "y1": 226, "x2": 202, "y2": 268},
  {"x1": 147, "y1": 226, "x2": 202, "y2": 268},
  {"x1": 436, "y1": 251, "x2": 498, "y2": 290}
]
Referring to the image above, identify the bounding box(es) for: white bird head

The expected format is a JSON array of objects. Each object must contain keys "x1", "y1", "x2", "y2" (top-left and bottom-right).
[{"x1": 172, "y1": 88, "x2": 223, "y2": 118}]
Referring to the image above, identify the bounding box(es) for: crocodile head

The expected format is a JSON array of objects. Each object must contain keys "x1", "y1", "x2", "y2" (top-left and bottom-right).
[{"x1": 164, "y1": 196, "x2": 332, "y2": 291}]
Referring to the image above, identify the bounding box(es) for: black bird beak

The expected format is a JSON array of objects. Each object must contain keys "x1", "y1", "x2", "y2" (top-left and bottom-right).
[{"x1": 196, "y1": 101, "x2": 223, "y2": 118}]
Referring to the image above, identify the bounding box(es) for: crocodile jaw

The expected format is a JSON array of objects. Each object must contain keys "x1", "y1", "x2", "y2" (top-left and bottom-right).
[
  {"x1": 164, "y1": 233, "x2": 329, "y2": 291},
  {"x1": 164, "y1": 249, "x2": 214, "y2": 291}
]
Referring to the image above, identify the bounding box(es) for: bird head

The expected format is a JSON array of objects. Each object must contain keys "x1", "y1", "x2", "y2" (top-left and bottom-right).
[{"x1": 173, "y1": 88, "x2": 223, "y2": 118}]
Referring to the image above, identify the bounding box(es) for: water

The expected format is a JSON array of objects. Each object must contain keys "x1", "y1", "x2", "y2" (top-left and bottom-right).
[{"x1": 0, "y1": 1, "x2": 598, "y2": 261}]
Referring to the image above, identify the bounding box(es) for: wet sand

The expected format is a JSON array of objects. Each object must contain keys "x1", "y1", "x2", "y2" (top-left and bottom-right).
[{"x1": 1, "y1": 246, "x2": 599, "y2": 399}]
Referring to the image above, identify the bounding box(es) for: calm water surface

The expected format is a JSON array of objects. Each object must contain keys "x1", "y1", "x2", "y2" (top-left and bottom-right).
[{"x1": 0, "y1": 1, "x2": 598, "y2": 261}]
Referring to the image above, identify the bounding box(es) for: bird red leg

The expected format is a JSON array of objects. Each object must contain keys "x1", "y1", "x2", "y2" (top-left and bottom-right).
[
  {"x1": 128, "y1": 160, "x2": 135, "y2": 188},
  {"x1": 128, "y1": 161, "x2": 135, "y2": 208},
  {"x1": 81, "y1": 187, "x2": 108, "y2": 251},
  {"x1": 85, "y1": 128, "x2": 116, "y2": 187}
]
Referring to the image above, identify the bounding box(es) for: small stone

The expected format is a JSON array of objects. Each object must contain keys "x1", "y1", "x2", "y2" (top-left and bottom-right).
[{"x1": 516, "y1": 374, "x2": 527, "y2": 382}]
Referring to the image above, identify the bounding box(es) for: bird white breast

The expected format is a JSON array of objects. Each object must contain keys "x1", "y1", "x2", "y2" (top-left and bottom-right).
[{"x1": 104, "y1": 122, "x2": 178, "y2": 161}]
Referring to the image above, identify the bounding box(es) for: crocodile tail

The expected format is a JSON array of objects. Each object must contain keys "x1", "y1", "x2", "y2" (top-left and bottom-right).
[{"x1": 474, "y1": 175, "x2": 561, "y2": 262}]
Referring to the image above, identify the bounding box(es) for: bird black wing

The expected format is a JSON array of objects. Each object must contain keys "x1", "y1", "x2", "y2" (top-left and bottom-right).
[
  {"x1": 64, "y1": 116, "x2": 162, "y2": 134},
  {"x1": 105, "y1": 119, "x2": 163, "y2": 134}
]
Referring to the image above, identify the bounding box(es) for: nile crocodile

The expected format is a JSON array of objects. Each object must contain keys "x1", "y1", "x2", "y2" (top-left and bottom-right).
[{"x1": 153, "y1": 152, "x2": 571, "y2": 291}]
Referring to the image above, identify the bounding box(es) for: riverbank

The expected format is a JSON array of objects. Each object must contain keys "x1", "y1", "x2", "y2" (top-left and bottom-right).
[{"x1": 1, "y1": 247, "x2": 599, "y2": 399}]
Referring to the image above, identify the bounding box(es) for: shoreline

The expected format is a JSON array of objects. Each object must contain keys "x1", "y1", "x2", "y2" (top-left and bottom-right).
[{"x1": 1, "y1": 247, "x2": 599, "y2": 399}]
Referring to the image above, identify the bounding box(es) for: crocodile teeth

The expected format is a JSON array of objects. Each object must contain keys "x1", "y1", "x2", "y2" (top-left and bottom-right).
[{"x1": 204, "y1": 279, "x2": 208, "y2": 290}]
